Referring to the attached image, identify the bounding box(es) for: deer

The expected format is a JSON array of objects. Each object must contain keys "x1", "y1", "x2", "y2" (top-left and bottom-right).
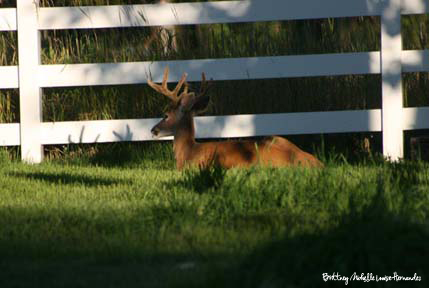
[{"x1": 148, "y1": 67, "x2": 323, "y2": 170}]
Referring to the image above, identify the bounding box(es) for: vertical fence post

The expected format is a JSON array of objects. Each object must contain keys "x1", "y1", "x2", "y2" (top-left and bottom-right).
[
  {"x1": 381, "y1": 0, "x2": 404, "y2": 161},
  {"x1": 16, "y1": 0, "x2": 43, "y2": 163}
]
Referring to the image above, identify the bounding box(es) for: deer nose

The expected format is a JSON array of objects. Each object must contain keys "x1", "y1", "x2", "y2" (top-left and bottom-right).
[{"x1": 151, "y1": 127, "x2": 159, "y2": 137}]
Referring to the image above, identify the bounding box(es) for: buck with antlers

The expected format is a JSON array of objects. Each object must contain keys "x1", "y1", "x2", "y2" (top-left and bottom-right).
[{"x1": 148, "y1": 68, "x2": 323, "y2": 169}]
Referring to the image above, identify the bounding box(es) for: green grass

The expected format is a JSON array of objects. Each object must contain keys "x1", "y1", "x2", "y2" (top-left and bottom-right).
[{"x1": 0, "y1": 146, "x2": 428, "y2": 287}]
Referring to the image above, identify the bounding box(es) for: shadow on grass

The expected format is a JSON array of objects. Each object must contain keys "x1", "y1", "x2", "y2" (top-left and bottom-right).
[
  {"x1": 0, "y1": 190, "x2": 427, "y2": 288},
  {"x1": 226, "y1": 193, "x2": 429, "y2": 288},
  {"x1": 167, "y1": 164, "x2": 228, "y2": 194},
  {"x1": 0, "y1": 202, "x2": 229, "y2": 288},
  {"x1": 46, "y1": 142, "x2": 175, "y2": 169},
  {"x1": 9, "y1": 171, "x2": 123, "y2": 187}
]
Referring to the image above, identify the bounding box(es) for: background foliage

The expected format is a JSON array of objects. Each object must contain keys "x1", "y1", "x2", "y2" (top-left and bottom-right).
[{"x1": 0, "y1": 0, "x2": 428, "y2": 157}]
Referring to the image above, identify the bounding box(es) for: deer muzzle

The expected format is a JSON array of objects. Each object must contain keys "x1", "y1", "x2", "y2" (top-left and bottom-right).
[{"x1": 151, "y1": 126, "x2": 160, "y2": 138}]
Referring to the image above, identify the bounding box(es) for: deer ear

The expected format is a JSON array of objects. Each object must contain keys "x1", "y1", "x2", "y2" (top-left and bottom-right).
[
  {"x1": 178, "y1": 92, "x2": 196, "y2": 111},
  {"x1": 191, "y1": 95, "x2": 210, "y2": 114}
]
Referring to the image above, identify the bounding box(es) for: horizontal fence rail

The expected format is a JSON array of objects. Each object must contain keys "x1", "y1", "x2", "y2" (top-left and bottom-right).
[
  {"x1": 0, "y1": 0, "x2": 428, "y2": 162},
  {"x1": 1, "y1": 107, "x2": 429, "y2": 146},
  {"x1": 0, "y1": 124, "x2": 20, "y2": 146},
  {"x1": 1, "y1": 0, "x2": 428, "y2": 32},
  {"x1": 0, "y1": 8, "x2": 16, "y2": 31},
  {"x1": 1, "y1": 50, "x2": 428, "y2": 89},
  {"x1": 0, "y1": 66, "x2": 18, "y2": 89},
  {"x1": 38, "y1": 53, "x2": 382, "y2": 87},
  {"x1": 36, "y1": 0, "x2": 429, "y2": 30}
]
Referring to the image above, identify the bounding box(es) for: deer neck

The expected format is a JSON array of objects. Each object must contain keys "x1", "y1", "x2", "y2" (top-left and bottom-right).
[{"x1": 173, "y1": 114, "x2": 196, "y2": 168}]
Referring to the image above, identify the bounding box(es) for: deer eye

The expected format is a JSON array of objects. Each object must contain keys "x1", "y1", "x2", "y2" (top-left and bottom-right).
[{"x1": 164, "y1": 114, "x2": 169, "y2": 120}]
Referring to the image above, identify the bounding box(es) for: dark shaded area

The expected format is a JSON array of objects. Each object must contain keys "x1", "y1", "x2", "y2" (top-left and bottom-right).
[
  {"x1": 402, "y1": 14, "x2": 429, "y2": 51},
  {"x1": 210, "y1": 75, "x2": 381, "y2": 115},
  {"x1": 404, "y1": 129, "x2": 429, "y2": 160},
  {"x1": 0, "y1": 89, "x2": 19, "y2": 123},
  {"x1": 0, "y1": 187, "x2": 427, "y2": 287},
  {"x1": 410, "y1": 136, "x2": 429, "y2": 161},
  {"x1": 0, "y1": 201, "x2": 232, "y2": 288},
  {"x1": 0, "y1": 0, "x2": 15, "y2": 8},
  {"x1": 285, "y1": 132, "x2": 383, "y2": 164},
  {"x1": 0, "y1": 146, "x2": 19, "y2": 161},
  {"x1": 0, "y1": 257, "x2": 230, "y2": 288},
  {"x1": 0, "y1": 31, "x2": 17, "y2": 66},
  {"x1": 404, "y1": 72, "x2": 429, "y2": 108},
  {"x1": 44, "y1": 141, "x2": 175, "y2": 168},
  {"x1": 170, "y1": 164, "x2": 227, "y2": 193},
  {"x1": 9, "y1": 170, "x2": 124, "y2": 186},
  {"x1": 40, "y1": 17, "x2": 380, "y2": 65},
  {"x1": 227, "y1": 193, "x2": 429, "y2": 288},
  {"x1": 86, "y1": 142, "x2": 168, "y2": 167},
  {"x1": 42, "y1": 75, "x2": 381, "y2": 122},
  {"x1": 42, "y1": 84, "x2": 163, "y2": 120}
]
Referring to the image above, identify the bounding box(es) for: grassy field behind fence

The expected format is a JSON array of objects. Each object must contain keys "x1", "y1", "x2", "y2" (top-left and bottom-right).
[
  {"x1": 0, "y1": 147, "x2": 429, "y2": 287},
  {"x1": 1, "y1": 1, "x2": 429, "y2": 158}
]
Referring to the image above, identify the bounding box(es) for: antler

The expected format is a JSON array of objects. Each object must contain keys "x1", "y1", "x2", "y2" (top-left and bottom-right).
[
  {"x1": 197, "y1": 72, "x2": 211, "y2": 98},
  {"x1": 147, "y1": 67, "x2": 188, "y2": 103}
]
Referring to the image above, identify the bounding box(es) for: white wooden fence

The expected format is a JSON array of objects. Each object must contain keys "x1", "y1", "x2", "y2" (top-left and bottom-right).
[{"x1": 0, "y1": 0, "x2": 429, "y2": 163}]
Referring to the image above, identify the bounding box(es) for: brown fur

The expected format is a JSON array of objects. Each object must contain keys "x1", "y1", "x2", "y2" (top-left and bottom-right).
[
  {"x1": 149, "y1": 68, "x2": 323, "y2": 170},
  {"x1": 171, "y1": 114, "x2": 323, "y2": 170}
]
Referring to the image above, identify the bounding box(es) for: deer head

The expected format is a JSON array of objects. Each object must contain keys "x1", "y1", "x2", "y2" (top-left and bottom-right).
[{"x1": 149, "y1": 67, "x2": 210, "y2": 139}]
